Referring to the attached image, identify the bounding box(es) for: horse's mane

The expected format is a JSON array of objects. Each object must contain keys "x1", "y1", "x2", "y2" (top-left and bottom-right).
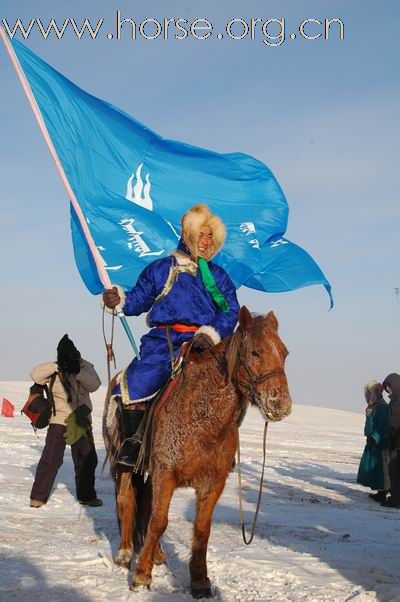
[{"x1": 225, "y1": 328, "x2": 243, "y2": 383}]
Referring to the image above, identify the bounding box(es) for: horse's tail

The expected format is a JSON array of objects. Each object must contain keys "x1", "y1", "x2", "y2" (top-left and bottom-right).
[{"x1": 102, "y1": 378, "x2": 122, "y2": 477}]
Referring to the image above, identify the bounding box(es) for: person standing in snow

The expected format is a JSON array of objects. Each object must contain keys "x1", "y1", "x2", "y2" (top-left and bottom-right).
[
  {"x1": 102, "y1": 203, "x2": 240, "y2": 467},
  {"x1": 29, "y1": 335, "x2": 102, "y2": 508},
  {"x1": 380, "y1": 373, "x2": 400, "y2": 507},
  {"x1": 357, "y1": 380, "x2": 390, "y2": 502}
]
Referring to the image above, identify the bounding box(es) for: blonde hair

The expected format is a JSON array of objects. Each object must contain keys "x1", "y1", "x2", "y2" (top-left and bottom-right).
[{"x1": 364, "y1": 380, "x2": 383, "y2": 406}]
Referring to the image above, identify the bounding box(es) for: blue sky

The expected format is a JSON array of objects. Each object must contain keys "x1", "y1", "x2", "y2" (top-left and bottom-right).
[{"x1": 1, "y1": 0, "x2": 399, "y2": 411}]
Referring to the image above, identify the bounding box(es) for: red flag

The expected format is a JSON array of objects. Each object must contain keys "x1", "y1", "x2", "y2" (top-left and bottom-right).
[{"x1": 1, "y1": 398, "x2": 15, "y2": 417}]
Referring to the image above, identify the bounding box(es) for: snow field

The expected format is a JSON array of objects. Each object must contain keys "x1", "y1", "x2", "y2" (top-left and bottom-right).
[{"x1": 1, "y1": 382, "x2": 400, "y2": 601}]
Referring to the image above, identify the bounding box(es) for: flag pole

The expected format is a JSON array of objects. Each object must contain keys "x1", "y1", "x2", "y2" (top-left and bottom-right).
[{"x1": 0, "y1": 28, "x2": 140, "y2": 359}]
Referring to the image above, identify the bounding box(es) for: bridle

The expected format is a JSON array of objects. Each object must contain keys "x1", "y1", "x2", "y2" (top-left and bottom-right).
[
  {"x1": 239, "y1": 364, "x2": 286, "y2": 393},
  {"x1": 211, "y1": 330, "x2": 287, "y2": 412},
  {"x1": 234, "y1": 349, "x2": 286, "y2": 405}
]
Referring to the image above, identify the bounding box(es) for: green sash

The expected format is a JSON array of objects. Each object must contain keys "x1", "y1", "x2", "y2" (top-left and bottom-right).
[{"x1": 197, "y1": 257, "x2": 230, "y2": 313}]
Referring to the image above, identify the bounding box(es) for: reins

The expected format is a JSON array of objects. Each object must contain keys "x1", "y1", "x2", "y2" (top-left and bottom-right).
[
  {"x1": 102, "y1": 305, "x2": 117, "y2": 384},
  {"x1": 237, "y1": 421, "x2": 268, "y2": 545},
  {"x1": 226, "y1": 329, "x2": 280, "y2": 545}
]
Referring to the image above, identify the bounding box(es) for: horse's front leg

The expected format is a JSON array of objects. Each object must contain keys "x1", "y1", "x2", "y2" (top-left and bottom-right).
[
  {"x1": 132, "y1": 470, "x2": 176, "y2": 589},
  {"x1": 114, "y1": 468, "x2": 136, "y2": 567},
  {"x1": 190, "y1": 479, "x2": 226, "y2": 599},
  {"x1": 135, "y1": 476, "x2": 166, "y2": 564}
]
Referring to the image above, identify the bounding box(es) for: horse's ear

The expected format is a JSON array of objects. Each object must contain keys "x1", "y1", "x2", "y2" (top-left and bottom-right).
[
  {"x1": 266, "y1": 311, "x2": 278, "y2": 331},
  {"x1": 238, "y1": 306, "x2": 253, "y2": 332}
]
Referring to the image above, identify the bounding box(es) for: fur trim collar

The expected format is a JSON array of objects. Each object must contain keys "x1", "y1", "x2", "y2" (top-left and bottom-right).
[
  {"x1": 171, "y1": 251, "x2": 197, "y2": 269},
  {"x1": 195, "y1": 325, "x2": 221, "y2": 345}
]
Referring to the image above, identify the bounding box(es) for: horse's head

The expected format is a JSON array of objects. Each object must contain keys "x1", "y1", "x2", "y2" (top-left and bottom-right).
[{"x1": 227, "y1": 306, "x2": 292, "y2": 422}]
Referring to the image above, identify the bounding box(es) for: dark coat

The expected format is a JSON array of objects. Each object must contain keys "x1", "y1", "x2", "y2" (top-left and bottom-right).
[{"x1": 357, "y1": 402, "x2": 390, "y2": 490}]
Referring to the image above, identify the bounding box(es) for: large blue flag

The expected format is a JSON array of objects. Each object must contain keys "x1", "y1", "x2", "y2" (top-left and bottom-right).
[{"x1": 10, "y1": 38, "x2": 332, "y2": 306}]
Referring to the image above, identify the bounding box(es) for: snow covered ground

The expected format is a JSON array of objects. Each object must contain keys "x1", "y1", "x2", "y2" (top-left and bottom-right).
[{"x1": 1, "y1": 382, "x2": 400, "y2": 602}]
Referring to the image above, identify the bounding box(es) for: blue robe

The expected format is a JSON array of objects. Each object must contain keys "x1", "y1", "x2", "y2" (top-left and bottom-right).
[{"x1": 114, "y1": 241, "x2": 240, "y2": 403}]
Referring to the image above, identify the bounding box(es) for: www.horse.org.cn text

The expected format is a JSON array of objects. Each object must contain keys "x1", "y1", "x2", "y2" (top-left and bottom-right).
[{"x1": 2, "y1": 14, "x2": 345, "y2": 46}]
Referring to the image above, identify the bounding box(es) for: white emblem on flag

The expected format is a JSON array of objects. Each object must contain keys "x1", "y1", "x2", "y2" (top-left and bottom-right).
[
  {"x1": 166, "y1": 221, "x2": 181, "y2": 239},
  {"x1": 240, "y1": 222, "x2": 256, "y2": 236},
  {"x1": 120, "y1": 219, "x2": 164, "y2": 257},
  {"x1": 97, "y1": 246, "x2": 122, "y2": 271},
  {"x1": 240, "y1": 222, "x2": 260, "y2": 250},
  {"x1": 270, "y1": 239, "x2": 289, "y2": 248},
  {"x1": 126, "y1": 163, "x2": 153, "y2": 211}
]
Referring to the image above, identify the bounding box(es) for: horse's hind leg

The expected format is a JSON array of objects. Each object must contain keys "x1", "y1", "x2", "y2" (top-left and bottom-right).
[
  {"x1": 190, "y1": 479, "x2": 226, "y2": 599},
  {"x1": 132, "y1": 471, "x2": 176, "y2": 589},
  {"x1": 114, "y1": 468, "x2": 136, "y2": 567}
]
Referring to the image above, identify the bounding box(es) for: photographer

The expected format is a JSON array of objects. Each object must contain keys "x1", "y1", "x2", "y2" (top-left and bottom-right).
[{"x1": 29, "y1": 335, "x2": 102, "y2": 508}]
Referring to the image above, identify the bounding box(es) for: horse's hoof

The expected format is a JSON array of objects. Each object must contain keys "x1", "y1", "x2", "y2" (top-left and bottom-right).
[
  {"x1": 130, "y1": 582, "x2": 150, "y2": 591},
  {"x1": 131, "y1": 573, "x2": 151, "y2": 590},
  {"x1": 191, "y1": 586, "x2": 213, "y2": 599},
  {"x1": 154, "y1": 544, "x2": 166, "y2": 565},
  {"x1": 114, "y1": 548, "x2": 132, "y2": 568}
]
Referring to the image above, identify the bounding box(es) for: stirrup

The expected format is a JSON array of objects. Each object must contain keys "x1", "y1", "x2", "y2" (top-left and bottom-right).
[
  {"x1": 116, "y1": 435, "x2": 142, "y2": 468},
  {"x1": 116, "y1": 456, "x2": 137, "y2": 468}
]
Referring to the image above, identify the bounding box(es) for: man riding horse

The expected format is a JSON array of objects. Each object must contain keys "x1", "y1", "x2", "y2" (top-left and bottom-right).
[{"x1": 102, "y1": 203, "x2": 240, "y2": 466}]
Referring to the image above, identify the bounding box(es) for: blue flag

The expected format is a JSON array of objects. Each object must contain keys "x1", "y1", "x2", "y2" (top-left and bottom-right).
[{"x1": 11, "y1": 39, "x2": 332, "y2": 306}]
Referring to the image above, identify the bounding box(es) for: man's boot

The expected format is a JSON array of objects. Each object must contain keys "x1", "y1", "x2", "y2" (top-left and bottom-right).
[{"x1": 117, "y1": 408, "x2": 145, "y2": 468}]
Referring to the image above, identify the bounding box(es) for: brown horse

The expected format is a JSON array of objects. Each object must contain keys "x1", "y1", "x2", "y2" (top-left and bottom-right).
[{"x1": 103, "y1": 306, "x2": 292, "y2": 597}]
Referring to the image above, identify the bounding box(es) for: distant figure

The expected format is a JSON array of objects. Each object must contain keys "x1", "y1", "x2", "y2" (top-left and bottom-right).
[
  {"x1": 29, "y1": 335, "x2": 102, "y2": 508},
  {"x1": 357, "y1": 380, "x2": 390, "y2": 502},
  {"x1": 381, "y1": 373, "x2": 400, "y2": 508}
]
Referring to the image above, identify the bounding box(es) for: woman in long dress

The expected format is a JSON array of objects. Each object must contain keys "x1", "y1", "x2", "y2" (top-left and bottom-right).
[{"x1": 357, "y1": 380, "x2": 390, "y2": 502}]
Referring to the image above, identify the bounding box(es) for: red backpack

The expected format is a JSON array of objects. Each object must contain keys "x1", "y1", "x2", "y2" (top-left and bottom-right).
[{"x1": 21, "y1": 374, "x2": 57, "y2": 430}]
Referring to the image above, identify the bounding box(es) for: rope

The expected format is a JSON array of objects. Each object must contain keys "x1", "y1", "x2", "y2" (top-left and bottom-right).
[
  {"x1": 237, "y1": 421, "x2": 268, "y2": 545},
  {"x1": 166, "y1": 326, "x2": 175, "y2": 371},
  {"x1": 102, "y1": 305, "x2": 116, "y2": 384}
]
